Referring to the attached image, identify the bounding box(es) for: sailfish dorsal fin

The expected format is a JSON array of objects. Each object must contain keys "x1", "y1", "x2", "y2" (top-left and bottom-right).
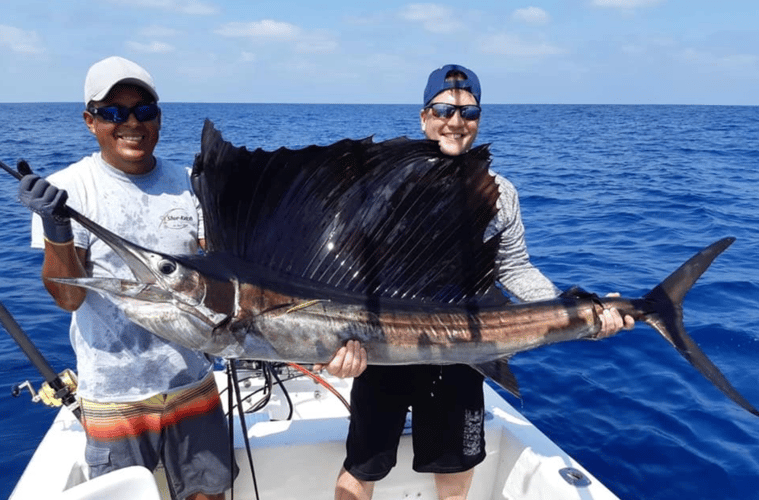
[{"x1": 191, "y1": 119, "x2": 503, "y2": 304}]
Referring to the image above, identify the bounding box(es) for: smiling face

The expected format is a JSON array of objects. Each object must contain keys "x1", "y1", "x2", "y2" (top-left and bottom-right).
[
  {"x1": 84, "y1": 83, "x2": 160, "y2": 175},
  {"x1": 420, "y1": 88, "x2": 480, "y2": 156}
]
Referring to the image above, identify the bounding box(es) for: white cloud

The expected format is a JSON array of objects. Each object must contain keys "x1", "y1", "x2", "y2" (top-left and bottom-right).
[
  {"x1": 591, "y1": 0, "x2": 664, "y2": 9},
  {"x1": 719, "y1": 54, "x2": 759, "y2": 68},
  {"x1": 139, "y1": 25, "x2": 182, "y2": 38},
  {"x1": 621, "y1": 44, "x2": 645, "y2": 56},
  {"x1": 175, "y1": 0, "x2": 218, "y2": 15},
  {"x1": 620, "y1": 36, "x2": 675, "y2": 56},
  {"x1": 295, "y1": 33, "x2": 338, "y2": 54},
  {"x1": 215, "y1": 20, "x2": 301, "y2": 41},
  {"x1": 343, "y1": 13, "x2": 386, "y2": 26},
  {"x1": 126, "y1": 41, "x2": 176, "y2": 53},
  {"x1": 480, "y1": 33, "x2": 565, "y2": 57},
  {"x1": 399, "y1": 3, "x2": 463, "y2": 33},
  {"x1": 215, "y1": 21, "x2": 337, "y2": 54},
  {"x1": 679, "y1": 48, "x2": 759, "y2": 71},
  {"x1": 0, "y1": 25, "x2": 44, "y2": 54},
  {"x1": 105, "y1": 0, "x2": 217, "y2": 15},
  {"x1": 511, "y1": 7, "x2": 550, "y2": 25}
]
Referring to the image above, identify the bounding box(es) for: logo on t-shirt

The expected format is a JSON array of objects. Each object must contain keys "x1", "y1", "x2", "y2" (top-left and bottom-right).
[{"x1": 161, "y1": 208, "x2": 195, "y2": 230}]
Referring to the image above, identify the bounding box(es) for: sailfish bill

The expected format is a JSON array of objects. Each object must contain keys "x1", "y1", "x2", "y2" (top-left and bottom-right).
[{"x1": 48, "y1": 120, "x2": 758, "y2": 417}]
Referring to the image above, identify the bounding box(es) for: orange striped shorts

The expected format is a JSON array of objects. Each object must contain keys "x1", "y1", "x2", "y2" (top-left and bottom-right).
[
  {"x1": 81, "y1": 373, "x2": 222, "y2": 441},
  {"x1": 80, "y1": 373, "x2": 237, "y2": 498}
]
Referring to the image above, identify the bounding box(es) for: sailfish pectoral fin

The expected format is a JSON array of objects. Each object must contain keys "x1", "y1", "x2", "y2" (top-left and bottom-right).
[{"x1": 474, "y1": 357, "x2": 521, "y2": 399}]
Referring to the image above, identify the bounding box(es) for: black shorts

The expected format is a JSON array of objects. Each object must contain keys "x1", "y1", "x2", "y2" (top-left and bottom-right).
[{"x1": 343, "y1": 364, "x2": 486, "y2": 481}]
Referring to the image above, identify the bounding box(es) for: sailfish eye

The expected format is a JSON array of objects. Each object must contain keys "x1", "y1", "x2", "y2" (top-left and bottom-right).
[{"x1": 158, "y1": 259, "x2": 177, "y2": 275}]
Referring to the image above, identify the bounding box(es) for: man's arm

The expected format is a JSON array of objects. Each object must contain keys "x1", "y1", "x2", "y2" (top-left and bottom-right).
[
  {"x1": 20, "y1": 174, "x2": 88, "y2": 311},
  {"x1": 41, "y1": 242, "x2": 87, "y2": 311},
  {"x1": 492, "y1": 176, "x2": 633, "y2": 334}
]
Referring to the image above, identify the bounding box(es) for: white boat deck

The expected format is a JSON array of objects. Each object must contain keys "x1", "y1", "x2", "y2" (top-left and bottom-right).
[{"x1": 10, "y1": 368, "x2": 620, "y2": 500}]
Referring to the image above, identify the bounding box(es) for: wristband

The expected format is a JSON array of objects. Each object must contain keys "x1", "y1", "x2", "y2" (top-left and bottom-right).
[{"x1": 42, "y1": 215, "x2": 74, "y2": 244}]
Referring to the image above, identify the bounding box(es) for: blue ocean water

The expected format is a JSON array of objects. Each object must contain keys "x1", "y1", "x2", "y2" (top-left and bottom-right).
[{"x1": 0, "y1": 103, "x2": 758, "y2": 500}]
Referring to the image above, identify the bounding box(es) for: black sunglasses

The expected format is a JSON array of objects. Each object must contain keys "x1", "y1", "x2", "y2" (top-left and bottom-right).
[
  {"x1": 87, "y1": 103, "x2": 161, "y2": 124},
  {"x1": 425, "y1": 103, "x2": 481, "y2": 121}
]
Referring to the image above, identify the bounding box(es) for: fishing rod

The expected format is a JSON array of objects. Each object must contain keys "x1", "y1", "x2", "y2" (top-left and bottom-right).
[
  {"x1": 0, "y1": 299, "x2": 81, "y2": 420},
  {"x1": 0, "y1": 157, "x2": 90, "y2": 227},
  {"x1": 0, "y1": 157, "x2": 29, "y2": 180},
  {"x1": 4, "y1": 158, "x2": 353, "y2": 416},
  {"x1": 0, "y1": 158, "x2": 81, "y2": 419}
]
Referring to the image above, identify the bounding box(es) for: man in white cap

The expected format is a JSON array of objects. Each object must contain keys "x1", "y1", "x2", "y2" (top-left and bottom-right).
[{"x1": 18, "y1": 56, "x2": 237, "y2": 500}]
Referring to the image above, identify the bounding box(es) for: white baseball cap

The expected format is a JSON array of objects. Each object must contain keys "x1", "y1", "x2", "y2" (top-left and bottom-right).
[{"x1": 84, "y1": 56, "x2": 159, "y2": 105}]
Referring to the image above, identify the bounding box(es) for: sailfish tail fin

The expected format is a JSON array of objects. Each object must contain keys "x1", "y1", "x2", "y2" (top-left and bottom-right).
[{"x1": 639, "y1": 237, "x2": 758, "y2": 416}]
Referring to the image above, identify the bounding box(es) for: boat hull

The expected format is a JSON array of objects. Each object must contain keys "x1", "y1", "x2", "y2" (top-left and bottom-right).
[{"x1": 11, "y1": 370, "x2": 619, "y2": 500}]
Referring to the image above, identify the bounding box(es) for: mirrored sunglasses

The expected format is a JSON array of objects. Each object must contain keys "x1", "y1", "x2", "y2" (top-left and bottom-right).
[
  {"x1": 87, "y1": 103, "x2": 161, "y2": 124},
  {"x1": 426, "y1": 103, "x2": 481, "y2": 121}
]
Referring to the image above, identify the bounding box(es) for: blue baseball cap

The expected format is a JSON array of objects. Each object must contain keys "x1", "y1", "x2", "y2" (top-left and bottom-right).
[{"x1": 423, "y1": 64, "x2": 481, "y2": 107}]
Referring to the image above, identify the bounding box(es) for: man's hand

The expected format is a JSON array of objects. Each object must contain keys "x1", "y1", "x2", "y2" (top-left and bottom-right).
[
  {"x1": 313, "y1": 340, "x2": 367, "y2": 378},
  {"x1": 18, "y1": 174, "x2": 73, "y2": 243},
  {"x1": 599, "y1": 293, "x2": 635, "y2": 337}
]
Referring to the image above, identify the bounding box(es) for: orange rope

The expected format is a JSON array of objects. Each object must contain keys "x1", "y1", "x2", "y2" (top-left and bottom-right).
[{"x1": 287, "y1": 363, "x2": 351, "y2": 413}]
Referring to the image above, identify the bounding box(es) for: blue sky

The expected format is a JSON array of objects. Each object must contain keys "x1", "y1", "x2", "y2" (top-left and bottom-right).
[{"x1": 2, "y1": 0, "x2": 758, "y2": 104}]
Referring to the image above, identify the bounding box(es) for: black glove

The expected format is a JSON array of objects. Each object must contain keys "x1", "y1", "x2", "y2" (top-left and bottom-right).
[{"x1": 18, "y1": 174, "x2": 73, "y2": 244}]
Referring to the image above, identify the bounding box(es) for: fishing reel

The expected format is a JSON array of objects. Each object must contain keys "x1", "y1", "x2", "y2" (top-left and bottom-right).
[{"x1": 12, "y1": 368, "x2": 79, "y2": 408}]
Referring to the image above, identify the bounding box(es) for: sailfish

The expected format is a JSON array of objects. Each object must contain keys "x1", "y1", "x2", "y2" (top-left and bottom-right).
[{"x1": 41, "y1": 120, "x2": 757, "y2": 417}]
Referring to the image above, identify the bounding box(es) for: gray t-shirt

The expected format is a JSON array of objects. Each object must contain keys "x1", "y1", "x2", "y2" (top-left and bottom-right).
[{"x1": 31, "y1": 152, "x2": 212, "y2": 402}]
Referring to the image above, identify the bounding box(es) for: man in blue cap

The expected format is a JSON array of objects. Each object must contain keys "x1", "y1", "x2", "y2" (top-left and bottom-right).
[
  {"x1": 419, "y1": 64, "x2": 482, "y2": 156},
  {"x1": 333, "y1": 64, "x2": 633, "y2": 499}
]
